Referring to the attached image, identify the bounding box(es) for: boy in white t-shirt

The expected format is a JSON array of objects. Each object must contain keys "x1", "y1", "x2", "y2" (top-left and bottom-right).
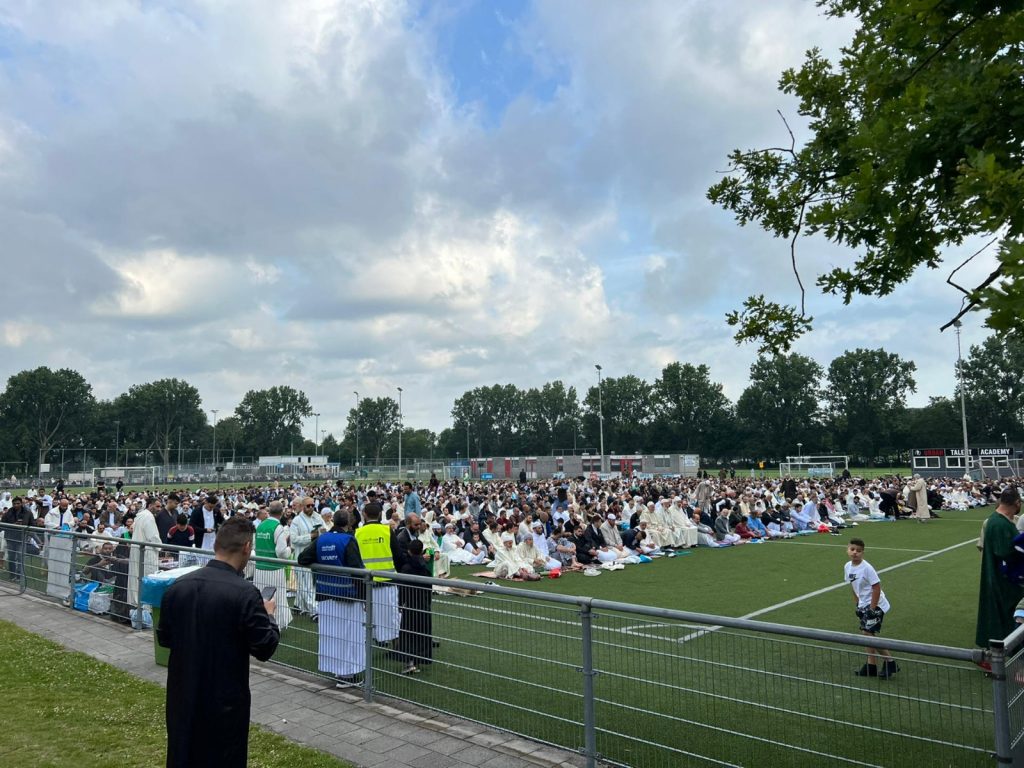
[{"x1": 844, "y1": 538, "x2": 898, "y2": 678}]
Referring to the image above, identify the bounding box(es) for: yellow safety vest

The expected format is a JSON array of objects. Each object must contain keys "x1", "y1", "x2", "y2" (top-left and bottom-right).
[{"x1": 355, "y1": 523, "x2": 394, "y2": 582}]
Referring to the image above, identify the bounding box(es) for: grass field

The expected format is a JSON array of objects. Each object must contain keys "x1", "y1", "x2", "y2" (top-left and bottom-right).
[
  {"x1": 0, "y1": 620, "x2": 353, "y2": 768},
  {"x1": 5, "y1": 503, "x2": 998, "y2": 767},
  {"x1": 261, "y1": 506, "x2": 997, "y2": 767}
]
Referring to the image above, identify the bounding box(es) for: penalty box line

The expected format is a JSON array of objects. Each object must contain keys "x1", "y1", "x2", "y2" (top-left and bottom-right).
[{"x1": 674, "y1": 537, "x2": 979, "y2": 644}]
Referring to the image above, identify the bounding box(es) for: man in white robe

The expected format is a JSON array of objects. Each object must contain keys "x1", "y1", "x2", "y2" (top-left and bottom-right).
[
  {"x1": 639, "y1": 502, "x2": 670, "y2": 549},
  {"x1": 521, "y1": 522, "x2": 560, "y2": 571},
  {"x1": 669, "y1": 498, "x2": 699, "y2": 548},
  {"x1": 493, "y1": 533, "x2": 539, "y2": 580},
  {"x1": 441, "y1": 524, "x2": 477, "y2": 564},
  {"x1": 417, "y1": 523, "x2": 450, "y2": 578},
  {"x1": 127, "y1": 498, "x2": 162, "y2": 609},
  {"x1": 290, "y1": 498, "x2": 324, "y2": 617},
  {"x1": 44, "y1": 499, "x2": 75, "y2": 600}
]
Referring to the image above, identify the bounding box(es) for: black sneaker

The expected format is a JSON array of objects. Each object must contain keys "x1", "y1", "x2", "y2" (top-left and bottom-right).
[
  {"x1": 879, "y1": 660, "x2": 900, "y2": 679},
  {"x1": 335, "y1": 675, "x2": 361, "y2": 689},
  {"x1": 855, "y1": 663, "x2": 878, "y2": 677}
]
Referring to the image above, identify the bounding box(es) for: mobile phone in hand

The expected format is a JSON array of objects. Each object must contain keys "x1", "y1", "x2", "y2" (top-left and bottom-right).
[{"x1": 260, "y1": 586, "x2": 277, "y2": 602}]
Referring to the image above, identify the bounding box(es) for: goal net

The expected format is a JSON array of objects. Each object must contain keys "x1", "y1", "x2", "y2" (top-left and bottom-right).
[
  {"x1": 778, "y1": 455, "x2": 850, "y2": 478},
  {"x1": 93, "y1": 466, "x2": 157, "y2": 487}
]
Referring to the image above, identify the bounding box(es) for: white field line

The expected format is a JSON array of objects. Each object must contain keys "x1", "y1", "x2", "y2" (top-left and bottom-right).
[
  {"x1": 785, "y1": 542, "x2": 935, "y2": 553},
  {"x1": 665, "y1": 537, "x2": 979, "y2": 644}
]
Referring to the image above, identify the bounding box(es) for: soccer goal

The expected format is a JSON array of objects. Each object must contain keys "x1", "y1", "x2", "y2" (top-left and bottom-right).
[
  {"x1": 778, "y1": 455, "x2": 850, "y2": 478},
  {"x1": 93, "y1": 466, "x2": 157, "y2": 487}
]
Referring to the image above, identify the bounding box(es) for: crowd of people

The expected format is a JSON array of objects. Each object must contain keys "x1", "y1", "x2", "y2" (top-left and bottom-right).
[{"x1": 0, "y1": 471, "x2": 1018, "y2": 680}]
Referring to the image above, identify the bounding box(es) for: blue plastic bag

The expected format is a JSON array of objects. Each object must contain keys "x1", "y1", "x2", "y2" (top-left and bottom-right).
[{"x1": 73, "y1": 582, "x2": 99, "y2": 612}]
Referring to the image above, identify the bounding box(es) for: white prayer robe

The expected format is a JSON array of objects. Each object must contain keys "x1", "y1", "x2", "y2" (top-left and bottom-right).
[
  {"x1": 669, "y1": 506, "x2": 699, "y2": 548},
  {"x1": 639, "y1": 508, "x2": 668, "y2": 548},
  {"x1": 290, "y1": 512, "x2": 322, "y2": 615},
  {"x1": 127, "y1": 509, "x2": 162, "y2": 607},
  {"x1": 418, "y1": 530, "x2": 450, "y2": 578},
  {"x1": 43, "y1": 508, "x2": 75, "y2": 600},
  {"x1": 442, "y1": 533, "x2": 477, "y2": 564},
  {"x1": 318, "y1": 598, "x2": 366, "y2": 677},
  {"x1": 493, "y1": 544, "x2": 535, "y2": 579}
]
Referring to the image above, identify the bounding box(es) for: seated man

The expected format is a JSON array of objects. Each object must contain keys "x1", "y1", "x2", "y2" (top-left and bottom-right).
[
  {"x1": 714, "y1": 508, "x2": 743, "y2": 546},
  {"x1": 441, "y1": 523, "x2": 477, "y2": 565},
  {"x1": 691, "y1": 511, "x2": 718, "y2": 547},
  {"x1": 493, "y1": 533, "x2": 540, "y2": 581},
  {"x1": 527, "y1": 521, "x2": 561, "y2": 571},
  {"x1": 551, "y1": 526, "x2": 583, "y2": 571}
]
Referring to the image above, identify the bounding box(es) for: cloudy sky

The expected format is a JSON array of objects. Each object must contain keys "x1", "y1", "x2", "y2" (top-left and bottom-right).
[{"x1": 0, "y1": 0, "x2": 999, "y2": 437}]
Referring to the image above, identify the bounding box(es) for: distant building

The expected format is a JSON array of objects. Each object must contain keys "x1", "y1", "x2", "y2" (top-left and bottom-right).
[
  {"x1": 466, "y1": 453, "x2": 700, "y2": 480},
  {"x1": 910, "y1": 447, "x2": 1019, "y2": 478}
]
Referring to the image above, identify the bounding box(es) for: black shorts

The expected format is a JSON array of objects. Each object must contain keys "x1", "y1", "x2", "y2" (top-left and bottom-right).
[{"x1": 858, "y1": 609, "x2": 885, "y2": 635}]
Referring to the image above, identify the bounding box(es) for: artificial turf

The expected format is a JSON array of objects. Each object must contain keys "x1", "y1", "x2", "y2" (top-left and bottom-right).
[{"x1": 267, "y1": 506, "x2": 998, "y2": 767}]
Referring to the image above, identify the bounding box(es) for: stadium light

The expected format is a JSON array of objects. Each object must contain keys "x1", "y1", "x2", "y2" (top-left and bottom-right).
[
  {"x1": 797, "y1": 442, "x2": 803, "y2": 458},
  {"x1": 595, "y1": 364, "x2": 605, "y2": 474},
  {"x1": 397, "y1": 387, "x2": 403, "y2": 479},
  {"x1": 954, "y1": 321, "x2": 971, "y2": 479},
  {"x1": 353, "y1": 392, "x2": 360, "y2": 468},
  {"x1": 211, "y1": 409, "x2": 219, "y2": 468},
  {"x1": 1003, "y1": 432, "x2": 1008, "y2": 448},
  {"x1": 313, "y1": 412, "x2": 321, "y2": 454}
]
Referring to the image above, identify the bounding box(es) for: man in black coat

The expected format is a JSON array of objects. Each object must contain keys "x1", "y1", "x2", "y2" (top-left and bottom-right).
[
  {"x1": 157, "y1": 517, "x2": 280, "y2": 768},
  {"x1": 2, "y1": 496, "x2": 33, "y2": 581}
]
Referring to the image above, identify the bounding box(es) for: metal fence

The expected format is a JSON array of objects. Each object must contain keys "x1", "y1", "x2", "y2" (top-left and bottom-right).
[{"x1": 0, "y1": 522, "x2": 1016, "y2": 767}]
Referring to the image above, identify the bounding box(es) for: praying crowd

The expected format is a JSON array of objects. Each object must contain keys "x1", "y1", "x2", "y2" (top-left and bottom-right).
[{"x1": 0, "y1": 471, "x2": 1003, "y2": 591}]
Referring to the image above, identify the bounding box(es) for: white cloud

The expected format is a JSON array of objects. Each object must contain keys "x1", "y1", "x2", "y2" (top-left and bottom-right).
[{"x1": 0, "y1": 0, "x2": 975, "y2": 436}]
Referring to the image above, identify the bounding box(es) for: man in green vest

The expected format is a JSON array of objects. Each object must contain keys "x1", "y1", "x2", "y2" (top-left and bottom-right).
[
  {"x1": 253, "y1": 500, "x2": 292, "y2": 631},
  {"x1": 355, "y1": 504, "x2": 402, "y2": 644},
  {"x1": 976, "y1": 486, "x2": 1023, "y2": 651}
]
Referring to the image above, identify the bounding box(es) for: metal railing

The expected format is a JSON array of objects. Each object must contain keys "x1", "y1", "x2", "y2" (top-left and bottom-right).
[{"x1": 0, "y1": 521, "x2": 1012, "y2": 767}]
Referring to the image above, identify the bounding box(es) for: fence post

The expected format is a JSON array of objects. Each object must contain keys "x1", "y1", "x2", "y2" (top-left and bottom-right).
[
  {"x1": 19, "y1": 531, "x2": 27, "y2": 594},
  {"x1": 990, "y1": 641, "x2": 1013, "y2": 765},
  {"x1": 133, "y1": 542, "x2": 145, "y2": 631},
  {"x1": 67, "y1": 530, "x2": 78, "y2": 604},
  {"x1": 580, "y1": 600, "x2": 597, "y2": 768},
  {"x1": 363, "y1": 572, "x2": 374, "y2": 703}
]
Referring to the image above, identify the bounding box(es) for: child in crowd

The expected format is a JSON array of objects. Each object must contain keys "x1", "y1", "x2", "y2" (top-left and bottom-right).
[{"x1": 845, "y1": 538, "x2": 897, "y2": 678}]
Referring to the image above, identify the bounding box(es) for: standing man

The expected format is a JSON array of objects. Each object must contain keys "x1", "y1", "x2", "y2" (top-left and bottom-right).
[
  {"x1": 976, "y1": 487, "x2": 1024, "y2": 648},
  {"x1": 2, "y1": 496, "x2": 33, "y2": 581},
  {"x1": 153, "y1": 498, "x2": 175, "y2": 543},
  {"x1": 355, "y1": 503, "x2": 402, "y2": 644},
  {"x1": 252, "y1": 501, "x2": 292, "y2": 631},
  {"x1": 298, "y1": 509, "x2": 366, "y2": 686},
  {"x1": 190, "y1": 495, "x2": 223, "y2": 552},
  {"x1": 907, "y1": 474, "x2": 930, "y2": 522},
  {"x1": 402, "y1": 482, "x2": 422, "y2": 520},
  {"x1": 44, "y1": 498, "x2": 76, "y2": 600},
  {"x1": 157, "y1": 516, "x2": 280, "y2": 768},
  {"x1": 127, "y1": 497, "x2": 162, "y2": 611},
  {"x1": 290, "y1": 497, "x2": 324, "y2": 618}
]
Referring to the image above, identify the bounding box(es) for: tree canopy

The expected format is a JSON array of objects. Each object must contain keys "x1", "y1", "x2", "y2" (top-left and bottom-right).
[{"x1": 708, "y1": 0, "x2": 1023, "y2": 351}]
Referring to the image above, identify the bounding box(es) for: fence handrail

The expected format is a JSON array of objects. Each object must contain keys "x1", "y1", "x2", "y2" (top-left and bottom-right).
[{"x1": 0, "y1": 521, "x2": 987, "y2": 662}]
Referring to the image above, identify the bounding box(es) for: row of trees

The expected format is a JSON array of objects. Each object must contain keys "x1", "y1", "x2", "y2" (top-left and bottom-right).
[{"x1": 0, "y1": 334, "x2": 1020, "y2": 469}]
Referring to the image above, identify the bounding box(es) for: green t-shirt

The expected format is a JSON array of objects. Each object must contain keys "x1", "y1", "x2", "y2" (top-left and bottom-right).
[{"x1": 254, "y1": 517, "x2": 282, "y2": 571}]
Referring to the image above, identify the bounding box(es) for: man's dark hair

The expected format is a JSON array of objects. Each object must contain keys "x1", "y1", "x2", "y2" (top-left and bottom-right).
[
  {"x1": 147, "y1": 497, "x2": 159, "y2": 508},
  {"x1": 332, "y1": 510, "x2": 350, "y2": 531},
  {"x1": 214, "y1": 516, "x2": 254, "y2": 553},
  {"x1": 367, "y1": 490, "x2": 377, "y2": 498},
  {"x1": 176, "y1": 512, "x2": 188, "y2": 526},
  {"x1": 849, "y1": 538, "x2": 865, "y2": 549},
  {"x1": 408, "y1": 539, "x2": 424, "y2": 556},
  {"x1": 363, "y1": 505, "x2": 382, "y2": 522},
  {"x1": 1000, "y1": 487, "x2": 1021, "y2": 506},
  {"x1": 404, "y1": 481, "x2": 413, "y2": 490},
  {"x1": 206, "y1": 495, "x2": 218, "y2": 506},
  {"x1": 167, "y1": 493, "x2": 180, "y2": 503}
]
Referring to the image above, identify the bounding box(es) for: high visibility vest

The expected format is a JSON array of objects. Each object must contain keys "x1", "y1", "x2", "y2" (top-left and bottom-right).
[
  {"x1": 355, "y1": 523, "x2": 394, "y2": 582},
  {"x1": 254, "y1": 518, "x2": 283, "y2": 571},
  {"x1": 314, "y1": 532, "x2": 357, "y2": 598}
]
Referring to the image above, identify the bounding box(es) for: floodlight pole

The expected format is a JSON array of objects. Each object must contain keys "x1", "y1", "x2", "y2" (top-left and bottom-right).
[
  {"x1": 314, "y1": 412, "x2": 321, "y2": 454},
  {"x1": 797, "y1": 442, "x2": 802, "y2": 459},
  {"x1": 211, "y1": 409, "x2": 219, "y2": 469},
  {"x1": 353, "y1": 391, "x2": 360, "y2": 468},
  {"x1": 397, "y1": 387, "x2": 403, "y2": 481},
  {"x1": 955, "y1": 321, "x2": 971, "y2": 478},
  {"x1": 595, "y1": 364, "x2": 605, "y2": 474}
]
